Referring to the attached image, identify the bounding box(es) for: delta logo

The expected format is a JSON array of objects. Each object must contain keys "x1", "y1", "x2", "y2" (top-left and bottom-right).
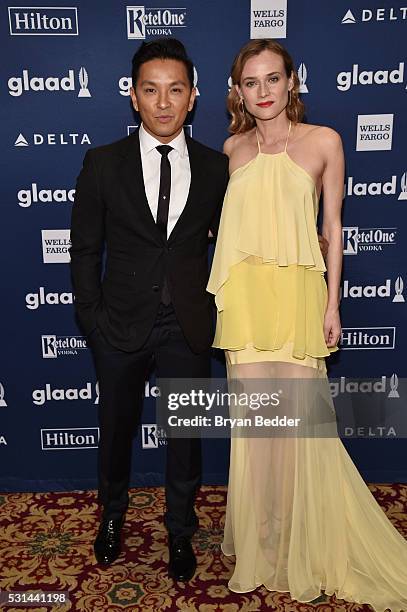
[{"x1": 341, "y1": 8, "x2": 407, "y2": 24}]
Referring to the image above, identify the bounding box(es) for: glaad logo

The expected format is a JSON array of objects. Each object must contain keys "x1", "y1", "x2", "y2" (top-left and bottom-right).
[
  {"x1": 14, "y1": 132, "x2": 91, "y2": 147},
  {"x1": 119, "y1": 65, "x2": 200, "y2": 96},
  {"x1": 340, "y1": 327, "x2": 396, "y2": 349},
  {"x1": 399, "y1": 172, "x2": 407, "y2": 200},
  {"x1": 41, "y1": 428, "x2": 99, "y2": 450},
  {"x1": 342, "y1": 8, "x2": 407, "y2": 24},
  {"x1": 32, "y1": 382, "x2": 98, "y2": 406},
  {"x1": 25, "y1": 287, "x2": 73, "y2": 310},
  {"x1": 8, "y1": 7, "x2": 79, "y2": 36},
  {"x1": 42, "y1": 229, "x2": 71, "y2": 264},
  {"x1": 8, "y1": 68, "x2": 91, "y2": 97},
  {"x1": 342, "y1": 276, "x2": 405, "y2": 302},
  {"x1": 0, "y1": 383, "x2": 7, "y2": 407},
  {"x1": 18, "y1": 184, "x2": 75, "y2": 208},
  {"x1": 141, "y1": 424, "x2": 167, "y2": 448},
  {"x1": 337, "y1": 63, "x2": 405, "y2": 92},
  {"x1": 250, "y1": 0, "x2": 287, "y2": 39},
  {"x1": 126, "y1": 6, "x2": 187, "y2": 39},
  {"x1": 42, "y1": 335, "x2": 88, "y2": 358},
  {"x1": 344, "y1": 175, "x2": 397, "y2": 197},
  {"x1": 356, "y1": 114, "x2": 393, "y2": 152},
  {"x1": 298, "y1": 63, "x2": 308, "y2": 93},
  {"x1": 329, "y1": 374, "x2": 399, "y2": 399},
  {"x1": 342, "y1": 227, "x2": 397, "y2": 254}
]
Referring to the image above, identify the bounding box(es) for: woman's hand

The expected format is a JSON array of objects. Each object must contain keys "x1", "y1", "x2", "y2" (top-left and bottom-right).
[{"x1": 324, "y1": 307, "x2": 341, "y2": 348}]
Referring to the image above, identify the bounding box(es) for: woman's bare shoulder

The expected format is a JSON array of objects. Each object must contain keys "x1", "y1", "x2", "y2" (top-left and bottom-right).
[
  {"x1": 223, "y1": 131, "x2": 253, "y2": 157},
  {"x1": 298, "y1": 123, "x2": 342, "y2": 145}
]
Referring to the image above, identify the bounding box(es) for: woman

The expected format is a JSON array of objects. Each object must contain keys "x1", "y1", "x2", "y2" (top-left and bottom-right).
[{"x1": 207, "y1": 39, "x2": 407, "y2": 610}]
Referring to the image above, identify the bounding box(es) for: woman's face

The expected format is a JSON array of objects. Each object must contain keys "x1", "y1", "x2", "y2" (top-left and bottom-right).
[{"x1": 237, "y1": 49, "x2": 293, "y2": 123}]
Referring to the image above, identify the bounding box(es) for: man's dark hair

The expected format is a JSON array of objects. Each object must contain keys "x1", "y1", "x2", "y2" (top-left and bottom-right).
[{"x1": 131, "y1": 38, "x2": 194, "y2": 89}]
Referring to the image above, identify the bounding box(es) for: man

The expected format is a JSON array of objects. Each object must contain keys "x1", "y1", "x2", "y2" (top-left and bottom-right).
[{"x1": 70, "y1": 38, "x2": 229, "y2": 582}]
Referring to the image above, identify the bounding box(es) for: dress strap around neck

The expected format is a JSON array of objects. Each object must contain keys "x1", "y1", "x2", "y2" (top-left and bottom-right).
[
  {"x1": 284, "y1": 121, "x2": 292, "y2": 152},
  {"x1": 255, "y1": 128, "x2": 261, "y2": 154}
]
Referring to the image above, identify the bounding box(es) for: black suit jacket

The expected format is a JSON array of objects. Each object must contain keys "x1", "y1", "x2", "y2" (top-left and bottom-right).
[{"x1": 69, "y1": 129, "x2": 229, "y2": 353}]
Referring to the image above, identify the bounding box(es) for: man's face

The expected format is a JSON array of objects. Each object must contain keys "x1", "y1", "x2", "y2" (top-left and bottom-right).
[{"x1": 130, "y1": 58, "x2": 196, "y2": 143}]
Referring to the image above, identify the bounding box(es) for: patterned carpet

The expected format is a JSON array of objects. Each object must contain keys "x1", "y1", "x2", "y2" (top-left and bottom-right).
[{"x1": 0, "y1": 484, "x2": 406, "y2": 611}]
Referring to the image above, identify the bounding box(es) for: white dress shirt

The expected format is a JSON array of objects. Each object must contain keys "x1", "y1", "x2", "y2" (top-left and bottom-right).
[{"x1": 139, "y1": 123, "x2": 191, "y2": 238}]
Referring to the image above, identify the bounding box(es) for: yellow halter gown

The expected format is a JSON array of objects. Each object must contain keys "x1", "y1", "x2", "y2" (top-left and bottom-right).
[{"x1": 206, "y1": 123, "x2": 407, "y2": 611}]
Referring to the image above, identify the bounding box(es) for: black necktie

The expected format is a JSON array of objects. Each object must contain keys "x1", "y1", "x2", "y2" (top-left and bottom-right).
[
  {"x1": 156, "y1": 145, "x2": 172, "y2": 238},
  {"x1": 156, "y1": 145, "x2": 172, "y2": 304}
]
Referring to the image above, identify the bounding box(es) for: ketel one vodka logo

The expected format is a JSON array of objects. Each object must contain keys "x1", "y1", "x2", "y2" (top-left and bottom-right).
[
  {"x1": 342, "y1": 227, "x2": 397, "y2": 254},
  {"x1": 141, "y1": 424, "x2": 167, "y2": 448},
  {"x1": 41, "y1": 335, "x2": 88, "y2": 358},
  {"x1": 126, "y1": 6, "x2": 187, "y2": 39},
  {"x1": 8, "y1": 67, "x2": 91, "y2": 97}
]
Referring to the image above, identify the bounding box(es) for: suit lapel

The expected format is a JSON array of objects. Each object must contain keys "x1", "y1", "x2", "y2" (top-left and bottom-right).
[
  {"x1": 167, "y1": 135, "x2": 205, "y2": 245},
  {"x1": 118, "y1": 129, "x2": 163, "y2": 243}
]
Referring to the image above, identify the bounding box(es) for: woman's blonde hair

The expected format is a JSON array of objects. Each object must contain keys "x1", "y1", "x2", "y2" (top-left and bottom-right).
[{"x1": 228, "y1": 39, "x2": 305, "y2": 134}]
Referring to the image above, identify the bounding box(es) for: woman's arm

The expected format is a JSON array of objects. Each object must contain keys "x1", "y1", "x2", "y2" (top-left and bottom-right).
[{"x1": 320, "y1": 128, "x2": 345, "y2": 347}]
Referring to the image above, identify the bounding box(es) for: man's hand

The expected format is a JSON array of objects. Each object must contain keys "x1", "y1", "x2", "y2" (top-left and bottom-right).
[{"x1": 318, "y1": 234, "x2": 329, "y2": 260}]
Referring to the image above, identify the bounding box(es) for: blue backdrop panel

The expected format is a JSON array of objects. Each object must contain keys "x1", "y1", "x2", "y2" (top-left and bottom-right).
[{"x1": 1, "y1": 0, "x2": 406, "y2": 491}]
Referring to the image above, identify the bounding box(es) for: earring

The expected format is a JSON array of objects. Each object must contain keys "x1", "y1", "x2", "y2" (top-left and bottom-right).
[{"x1": 239, "y1": 97, "x2": 245, "y2": 113}]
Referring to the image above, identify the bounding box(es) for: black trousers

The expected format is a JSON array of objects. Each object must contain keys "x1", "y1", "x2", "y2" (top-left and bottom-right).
[{"x1": 88, "y1": 302, "x2": 210, "y2": 538}]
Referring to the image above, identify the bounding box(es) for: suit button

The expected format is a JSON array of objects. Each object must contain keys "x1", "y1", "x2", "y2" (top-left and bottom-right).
[{"x1": 152, "y1": 285, "x2": 159, "y2": 292}]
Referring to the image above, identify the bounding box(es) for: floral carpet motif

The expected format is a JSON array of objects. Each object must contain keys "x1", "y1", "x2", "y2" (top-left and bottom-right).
[{"x1": 0, "y1": 484, "x2": 406, "y2": 611}]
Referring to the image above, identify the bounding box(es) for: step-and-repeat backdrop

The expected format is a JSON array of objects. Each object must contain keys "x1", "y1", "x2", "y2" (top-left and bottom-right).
[{"x1": 1, "y1": 1, "x2": 406, "y2": 491}]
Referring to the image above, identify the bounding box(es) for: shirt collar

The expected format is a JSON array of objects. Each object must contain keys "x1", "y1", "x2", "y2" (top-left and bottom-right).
[{"x1": 139, "y1": 123, "x2": 188, "y2": 158}]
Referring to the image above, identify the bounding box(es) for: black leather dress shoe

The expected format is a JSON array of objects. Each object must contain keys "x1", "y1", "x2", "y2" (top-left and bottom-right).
[
  {"x1": 168, "y1": 535, "x2": 197, "y2": 582},
  {"x1": 94, "y1": 518, "x2": 124, "y2": 565}
]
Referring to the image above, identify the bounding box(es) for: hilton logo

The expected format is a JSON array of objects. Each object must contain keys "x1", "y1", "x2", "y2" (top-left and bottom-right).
[
  {"x1": 8, "y1": 7, "x2": 79, "y2": 35},
  {"x1": 41, "y1": 428, "x2": 100, "y2": 450},
  {"x1": 340, "y1": 327, "x2": 396, "y2": 350},
  {"x1": 141, "y1": 424, "x2": 167, "y2": 448}
]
